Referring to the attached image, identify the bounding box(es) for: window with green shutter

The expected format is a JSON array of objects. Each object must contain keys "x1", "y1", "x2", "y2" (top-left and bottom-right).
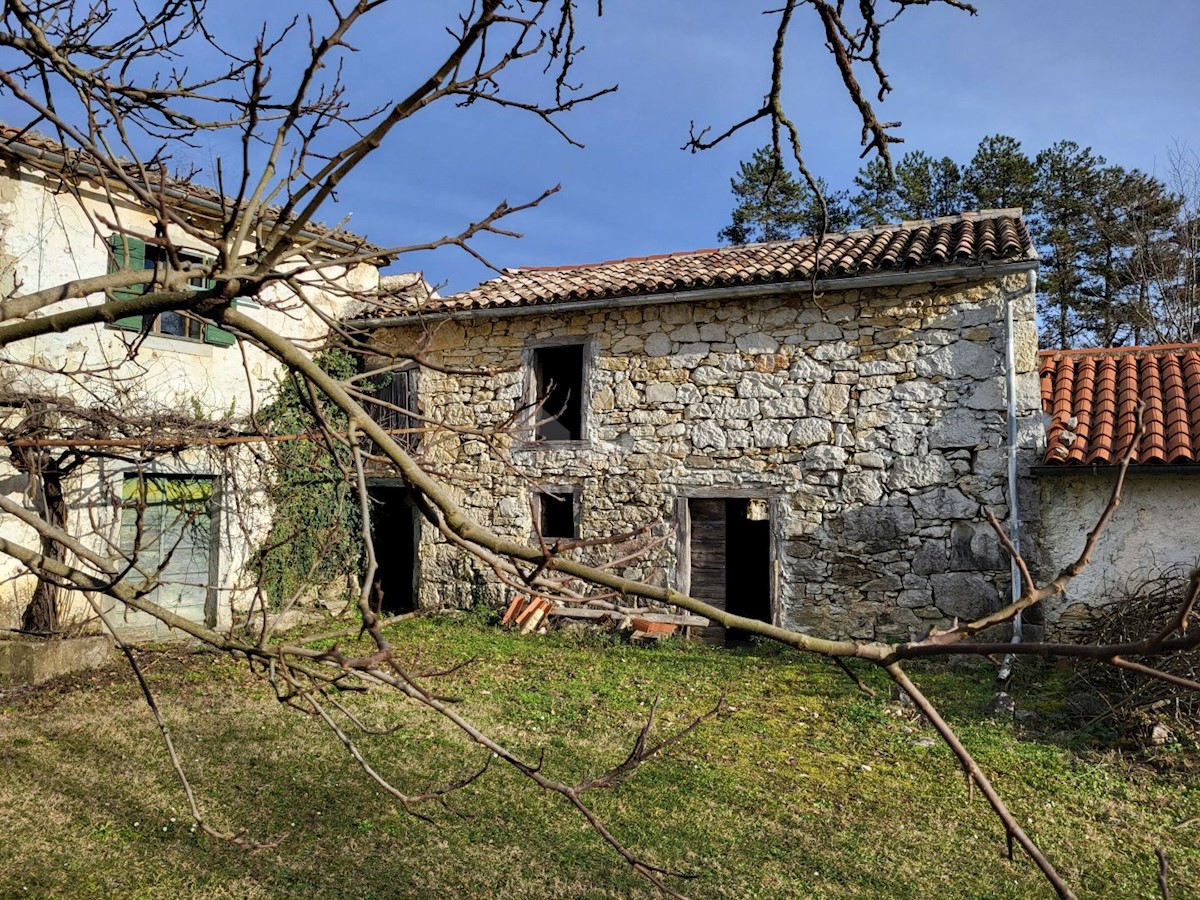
[
  {"x1": 106, "y1": 236, "x2": 237, "y2": 347},
  {"x1": 108, "y1": 234, "x2": 148, "y2": 330}
]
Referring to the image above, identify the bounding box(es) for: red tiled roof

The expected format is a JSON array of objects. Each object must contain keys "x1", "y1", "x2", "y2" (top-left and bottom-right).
[
  {"x1": 435, "y1": 210, "x2": 1035, "y2": 312},
  {"x1": 1039, "y1": 343, "x2": 1200, "y2": 466}
]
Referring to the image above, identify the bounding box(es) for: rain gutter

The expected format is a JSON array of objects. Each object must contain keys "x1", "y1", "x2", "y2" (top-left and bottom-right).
[{"x1": 997, "y1": 267, "x2": 1036, "y2": 681}]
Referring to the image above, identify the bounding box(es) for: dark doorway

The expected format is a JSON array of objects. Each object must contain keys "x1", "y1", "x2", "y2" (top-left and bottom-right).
[
  {"x1": 367, "y1": 484, "x2": 419, "y2": 615},
  {"x1": 687, "y1": 497, "x2": 772, "y2": 646}
]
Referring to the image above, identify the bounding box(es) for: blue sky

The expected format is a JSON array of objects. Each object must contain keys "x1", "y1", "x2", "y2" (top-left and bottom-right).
[
  {"x1": 343, "y1": 0, "x2": 1200, "y2": 293},
  {"x1": 5, "y1": 1, "x2": 1198, "y2": 294}
]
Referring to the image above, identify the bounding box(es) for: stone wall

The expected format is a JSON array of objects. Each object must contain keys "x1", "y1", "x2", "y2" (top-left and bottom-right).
[
  {"x1": 373, "y1": 272, "x2": 1041, "y2": 641},
  {"x1": 1036, "y1": 473, "x2": 1200, "y2": 635}
]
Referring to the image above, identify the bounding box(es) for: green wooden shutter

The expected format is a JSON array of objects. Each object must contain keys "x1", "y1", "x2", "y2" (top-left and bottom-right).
[
  {"x1": 203, "y1": 297, "x2": 237, "y2": 347},
  {"x1": 107, "y1": 234, "x2": 147, "y2": 330}
]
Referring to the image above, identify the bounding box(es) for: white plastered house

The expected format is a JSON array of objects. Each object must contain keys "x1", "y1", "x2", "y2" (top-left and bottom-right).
[{"x1": 0, "y1": 127, "x2": 386, "y2": 637}]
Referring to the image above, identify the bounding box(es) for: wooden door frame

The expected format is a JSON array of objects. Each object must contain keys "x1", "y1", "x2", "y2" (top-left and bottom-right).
[{"x1": 674, "y1": 488, "x2": 782, "y2": 627}]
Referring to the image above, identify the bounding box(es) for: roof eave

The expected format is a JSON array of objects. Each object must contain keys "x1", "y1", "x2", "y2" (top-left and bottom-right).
[
  {"x1": 345, "y1": 257, "x2": 1039, "y2": 329},
  {"x1": 0, "y1": 138, "x2": 392, "y2": 262},
  {"x1": 1033, "y1": 463, "x2": 1200, "y2": 477}
]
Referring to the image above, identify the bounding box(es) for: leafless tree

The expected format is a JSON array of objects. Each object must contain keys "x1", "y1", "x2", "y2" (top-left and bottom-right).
[
  {"x1": 0, "y1": 3, "x2": 1194, "y2": 899},
  {"x1": 1127, "y1": 143, "x2": 1200, "y2": 343}
]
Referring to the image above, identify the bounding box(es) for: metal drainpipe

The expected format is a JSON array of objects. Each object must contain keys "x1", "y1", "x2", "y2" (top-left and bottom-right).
[{"x1": 997, "y1": 268, "x2": 1035, "y2": 683}]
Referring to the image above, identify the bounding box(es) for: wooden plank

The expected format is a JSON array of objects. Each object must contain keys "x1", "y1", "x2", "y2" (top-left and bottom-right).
[
  {"x1": 501, "y1": 594, "x2": 528, "y2": 626},
  {"x1": 549, "y1": 606, "x2": 710, "y2": 627},
  {"x1": 620, "y1": 611, "x2": 710, "y2": 627},
  {"x1": 689, "y1": 498, "x2": 727, "y2": 644},
  {"x1": 514, "y1": 595, "x2": 545, "y2": 627},
  {"x1": 631, "y1": 616, "x2": 676, "y2": 635},
  {"x1": 549, "y1": 606, "x2": 618, "y2": 620},
  {"x1": 520, "y1": 599, "x2": 550, "y2": 634}
]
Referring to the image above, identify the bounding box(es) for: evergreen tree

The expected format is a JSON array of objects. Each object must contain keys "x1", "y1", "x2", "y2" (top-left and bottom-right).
[
  {"x1": 850, "y1": 155, "x2": 903, "y2": 226},
  {"x1": 719, "y1": 146, "x2": 853, "y2": 244},
  {"x1": 1033, "y1": 142, "x2": 1180, "y2": 348},
  {"x1": 722, "y1": 138, "x2": 1197, "y2": 348},
  {"x1": 1032, "y1": 141, "x2": 1105, "y2": 348},
  {"x1": 963, "y1": 134, "x2": 1036, "y2": 211},
  {"x1": 1083, "y1": 166, "x2": 1180, "y2": 346},
  {"x1": 894, "y1": 151, "x2": 965, "y2": 219},
  {"x1": 851, "y1": 151, "x2": 964, "y2": 224}
]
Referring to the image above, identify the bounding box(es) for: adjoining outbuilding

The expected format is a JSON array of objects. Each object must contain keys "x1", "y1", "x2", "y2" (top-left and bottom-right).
[{"x1": 1035, "y1": 343, "x2": 1200, "y2": 634}]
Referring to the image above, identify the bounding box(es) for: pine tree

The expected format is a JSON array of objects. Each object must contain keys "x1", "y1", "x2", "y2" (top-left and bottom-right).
[
  {"x1": 850, "y1": 156, "x2": 902, "y2": 226},
  {"x1": 894, "y1": 151, "x2": 965, "y2": 219},
  {"x1": 963, "y1": 134, "x2": 1036, "y2": 211},
  {"x1": 719, "y1": 146, "x2": 853, "y2": 244},
  {"x1": 851, "y1": 151, "x2": 964, "y2": 224},
  {"x1": 1033, "y1": 141, "x2": 1105, "y2": 348}
]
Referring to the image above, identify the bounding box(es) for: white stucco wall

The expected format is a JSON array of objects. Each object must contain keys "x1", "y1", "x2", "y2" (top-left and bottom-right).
[
  {"x1": 1036, "y1": 472, "x2": 1200, "y2": 634},
  {"x1": 0, "y1": 164, "x2": 380, "y2": 635}
]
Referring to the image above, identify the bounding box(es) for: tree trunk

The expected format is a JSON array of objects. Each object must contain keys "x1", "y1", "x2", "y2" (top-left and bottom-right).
[{"x1": 16, "y1": 450, "x2": 67, "y2": 636}]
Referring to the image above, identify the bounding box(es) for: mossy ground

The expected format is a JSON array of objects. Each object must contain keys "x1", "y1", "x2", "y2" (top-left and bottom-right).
[{"x1": 1, "y1": 612, "x2": 1196, "y2": 898}]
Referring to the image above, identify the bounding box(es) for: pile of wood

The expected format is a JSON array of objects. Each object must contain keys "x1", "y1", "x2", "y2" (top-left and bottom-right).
[
  {"x1": 500, "y1": 594, "x2": 554, "y2": 634},
  {"x1": 499, "y1": 594, "x2": 709, "y2": 640}
]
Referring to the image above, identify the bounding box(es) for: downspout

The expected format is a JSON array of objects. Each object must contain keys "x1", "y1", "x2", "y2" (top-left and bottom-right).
[{"x1": 997, "y1": 267, "x2": 1035, "y2": 682}]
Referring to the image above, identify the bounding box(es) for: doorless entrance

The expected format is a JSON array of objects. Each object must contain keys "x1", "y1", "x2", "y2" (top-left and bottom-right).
[{"x1": 367, "y1": 484, "x2": 419, "y2": 615}]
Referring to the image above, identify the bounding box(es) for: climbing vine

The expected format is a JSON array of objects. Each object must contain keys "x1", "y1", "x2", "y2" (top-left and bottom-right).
[{"x1": 253, "y1": 349, "x2": 365, "y2": 608}]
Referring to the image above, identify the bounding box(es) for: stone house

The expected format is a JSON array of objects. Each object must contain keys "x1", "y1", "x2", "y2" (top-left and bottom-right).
[
  {"x1": 1035, "y1": 343, "x2": 1200, "y2": 631},
  {"x1": 355, "y1": 210, "x2": 1044, "y2": 642},
  {"x1": 0, "y1": 127, "x2": 385, "y2": 637}
]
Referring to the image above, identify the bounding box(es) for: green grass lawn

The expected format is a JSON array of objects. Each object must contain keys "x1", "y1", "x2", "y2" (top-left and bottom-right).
[{"x1": 1, "y1": 612, "x2": 1197, "y2": 899}]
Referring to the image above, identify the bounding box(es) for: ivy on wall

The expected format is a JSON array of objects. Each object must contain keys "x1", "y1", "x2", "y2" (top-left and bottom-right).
[{"x1": 253, "y1": 349, "x2": 364, "y2": 608}]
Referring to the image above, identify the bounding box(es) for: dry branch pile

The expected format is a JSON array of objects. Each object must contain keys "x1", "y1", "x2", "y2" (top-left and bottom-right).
[{"x1": 1072, "y1": 566, "x2": 1200, "y2": 744}]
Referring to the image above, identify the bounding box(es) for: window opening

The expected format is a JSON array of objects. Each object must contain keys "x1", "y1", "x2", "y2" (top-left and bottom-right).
[
  {"x1": 108, "y1": 235, "x2": 236, "y2": 346},
  {"x1": 118, "y1": 474, "x2": 216, "y2": 625},
  {"x1": 367, "y1": 366, "x2": 420, "y2": 451},
  {"x1": 538, "y1": 491, "x2": 577, "y2": 540},
  {"x1": 533, "y1": 344, "x2": 584, "y2": 441}
]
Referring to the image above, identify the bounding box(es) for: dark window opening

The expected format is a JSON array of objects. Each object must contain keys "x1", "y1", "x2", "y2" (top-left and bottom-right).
[
  {"x1": 367, "y1": 485, "x2": 419, "y2": 615},
  {"x1": 366, "y1": 367, "x2": 420, "y2": 452},
  {"x1": 141, "y1": 247, "x2": 214, "y2": 341},
  {"x1": 154, "y1": 309, "x2": 205, "y2": 340},
  {"x1": 538, "y1": 491, "x2": 576, "y2": 540},
  {"x1": 687, "y1": 497, "x2": 772, "y2": 647},
  {"x1": 534, "y1": 344, "x2": 584, "y2": 441}
]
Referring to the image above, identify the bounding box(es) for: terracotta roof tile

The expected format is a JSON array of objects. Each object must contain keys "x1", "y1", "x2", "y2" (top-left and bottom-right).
[
  {"x1": 428, "y1": 210, "x2": 1035, "y2": 313},
  {"x1": 1039, "y1": 343, "x2": 1200, "y2": 466}
]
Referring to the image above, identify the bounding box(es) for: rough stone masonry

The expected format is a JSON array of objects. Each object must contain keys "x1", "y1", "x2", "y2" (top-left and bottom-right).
[{"x1": 372, "y1": 271, "x2": 1041, "y2": 641}]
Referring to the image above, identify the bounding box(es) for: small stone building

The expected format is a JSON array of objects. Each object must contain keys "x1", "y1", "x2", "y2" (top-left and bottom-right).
[
  {"x1": 359, "y1": 210, "x2": 1044, "y2": 641},
  {"x1": 1036, "y1": 343, "x2": 1200, "y2": 632}
]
